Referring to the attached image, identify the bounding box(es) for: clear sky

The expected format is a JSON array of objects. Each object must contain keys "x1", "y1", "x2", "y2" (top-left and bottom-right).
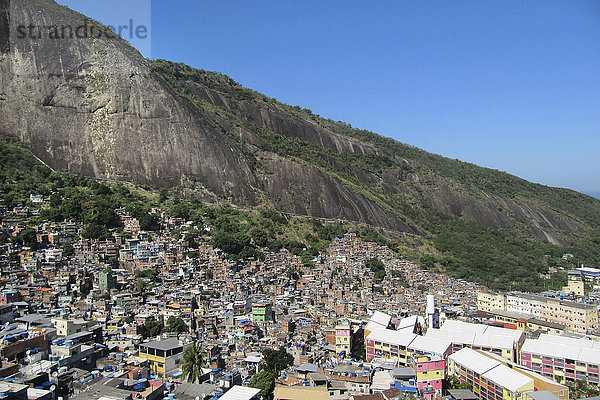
[{"x1": 58, "y1": 0, "x2": 600, "y2": 194}]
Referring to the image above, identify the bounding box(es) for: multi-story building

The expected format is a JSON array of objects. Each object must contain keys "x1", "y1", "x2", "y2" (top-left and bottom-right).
[
  {"x1": 562, "y1": 271, "x2": 585, "y2": 296},
  {"x1": 425, "y1": 320, "x2": 524, "y2": 363},
  {"x1": 98, "y1": 269, "x2": 117, "y2": 291},
  {"x1": 252, "y1": 301, "x2": 273, "y2": 322},
  {"x1": 477, "y1": 292, "x2": 598, "y2": 334},
  {"x1": 539, "y1": 299, "x2": 597, "y2": 334},
  {"x1": 365, "y1": 328, "x2": 451, "y2": 366},
  {"x1": 335, "y1": 323, "x2": 352, "y2": 355},
  {"x1": 505, "y1": 293, "x2": 544, "y2": 319},
  {"x1": 411, "y1": 353, "x2": 445, "y2": 400},
  {"x1": 138, "y1": 338, "x2": 186, "y2": 380},
  {"x1": 477, "y1": 291, "x2": 506, "y2": 313},
  {"x1": 448, "y1": 347, "x2": 534, "y2": 400},
  {"x1": 520, "y1": 334, "x2": 600, "y2": 386}
]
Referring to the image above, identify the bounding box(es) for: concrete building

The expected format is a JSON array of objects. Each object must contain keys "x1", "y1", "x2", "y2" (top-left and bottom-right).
[
  {"x1": 138, "y1": 338, "x2": 186, "y2": 380},
  {"x1": 562, "y1": 271, "x2": 584, "y2": 296},
  {"x1": 411, "y1": 353, "x2": 445, "y2": 399},
  {"x1": 448, "y1": 347, "x2": 534, "y2": 400},
  {"x1": 252, "y1": 301, "x2": 273, "y2": 323},
  {"x1": 365, "y1": 327, "x2": 451, "y2": 366},
  {"x1": 425, "y1": 320, "x2": 524, "y2": 363},
  {"x1": 478, "y1": 292, "x2": 598, "y2": 334},
  {"x1": 335, "y1": 323, "x2": 352, "y2": 355},
  {"x1": 520, "y1": 334, "x2": 600, "y2": 386},
  {"x1": 477, "y1": 291, "x2": 506, "y2": 313},
  {"x1": 539, "y1": 299, "x2": 597, "y2": 334},
  {"x1": 99, "y1": 269, "x2": 117, "y2": 291},
  {"x1": 506, "y1": 293, "x2": 544, "y2": 319}
]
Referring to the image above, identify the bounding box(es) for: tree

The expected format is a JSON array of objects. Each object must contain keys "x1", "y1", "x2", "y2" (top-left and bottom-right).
[
  {"x1": 249, "y1": 370, "x2": 276, "y2": 400},
  {"x1": 17, "y1": 228, "x2": 38, "y2": 249},
  {"x1": 165, "y1": 316, "x2": 188, "y2": 333},
  {"x1": 366, "y1": 258, "x2": 386, "y2": 283},
  {"x1": 181, "y1": 343, "x2": 204, "y2": 383},
  {"x1": 351, "y1": 335, "x2": 366, "y2": 360},
  {"x1": 262, "y1": 347, "x2": 293, "y2": 372},
  {"x1": 445, "y1": 376, "x2": 473, "y2": 393},
  {"x1": 142, "y1": 317, "x2": 163, "y2": 338}
]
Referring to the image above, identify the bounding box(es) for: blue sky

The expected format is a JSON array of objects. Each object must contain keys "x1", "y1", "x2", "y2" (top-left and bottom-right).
[{"x1": 58, "y1": 1, "x2": 600, "y2": 194}]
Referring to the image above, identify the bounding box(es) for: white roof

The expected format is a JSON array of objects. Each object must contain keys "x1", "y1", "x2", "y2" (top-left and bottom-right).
[
  {"x1": 367, "y1": 329, "x2": 417, "y2": 347},
  {"x1": 428, "y1": 326, "x2": 519, "y2": 349},
  {"x1": 537, "y1": 334, "x2": 600, "y2": 350},
  {"x1": 521, "y1": 339, "x2": 593, "y2": 363},
  {"x1": 371, "y1": 370, "x2": 395, "y2": 391},
  {"x1": 579, "y1": 348, "x2": 600, "y2": 365},
  {"x1": 483, "y1": 325, "x2": 524, "y2": 343},
  {"x1": 577, "y1": 267, "x2": 600, "y2": 274},
  {"x1": 370, "y1": 311, "x2": 392, "y2": 328},
  {"x1": 426, "y1": 328, "x2": 476, "y2": 345},
  {"x1": 482, "y1": 364, "x2": 533, "y2": 392},
  {"x1": 365, "y1": 320, "x2": 387, "y2": 334},
  {"x1": 472, "y1": 334, "x2": 514, "y2": 350},
  {"x1": 409, "y1": 335, "x2": 451, "y2": 356},
  {"x1": 220, "y1": 386, "x2": 261, "y2": 400},
  {"x1": 440, "y1": 319, "x2": 487, "y2": 334},
  {"x1": 397, "y1": 315, "x2": 424, "y2": 330},
  {"x1": 449, "y1": 347, "x2": 499, "y2": 375}
]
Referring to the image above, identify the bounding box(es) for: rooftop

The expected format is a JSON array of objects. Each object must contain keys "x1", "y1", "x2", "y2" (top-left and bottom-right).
[{"x1": 139, "y1": 338, "x2": 183, "y2": 351}]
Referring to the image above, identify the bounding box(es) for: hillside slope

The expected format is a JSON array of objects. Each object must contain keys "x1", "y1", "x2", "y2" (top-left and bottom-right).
[{"x1": 1, "y1": 0, "x2": 599, "y2": 289}]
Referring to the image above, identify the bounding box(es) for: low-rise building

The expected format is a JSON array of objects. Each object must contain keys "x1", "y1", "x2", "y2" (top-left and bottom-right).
[{"x1": 138, "y1": 338, "x2": 186, "y2": 380}]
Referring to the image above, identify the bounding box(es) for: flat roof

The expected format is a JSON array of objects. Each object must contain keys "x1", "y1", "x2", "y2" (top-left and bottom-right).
[
  {"x1": 139, "y1": 338, "x2": 182, "y2": 351},
  {"x1": 220, "y1": 386, "x2": 261, "y2": 400}
]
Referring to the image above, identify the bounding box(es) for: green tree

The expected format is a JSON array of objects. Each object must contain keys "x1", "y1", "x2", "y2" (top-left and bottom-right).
[
  {"x1": 165, "y1": 316, "x2": 188, "y2": 333},
  {"x1": 262, "y1": 347, "x2": 293, "y2": 372},
  {"x1": 17, "y1": 228, "x2": 38, "y2": 249},
  {"x1": 366, "y1": 258, "x2": 386, "y2": 283},
  {"x1": 351, "y1": 336, "x2": 366, "y2": 360},
  {"x1": 249, "y1": 370, "x2": 276, "y2": 400},
  {"x1": 181, "y1": 343, "x2": 205, "y2": 383},
  {"x1": 142, "y1": 317, "x2": 163, "y2": 338}
]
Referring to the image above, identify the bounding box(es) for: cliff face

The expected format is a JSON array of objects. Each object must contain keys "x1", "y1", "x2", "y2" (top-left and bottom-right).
[
  {"x1": 0, "y1": 0, "x2": 258, "y2": 204},
  {"x1": 1, "y1": 0, "x2": 599, "y2": 246}
]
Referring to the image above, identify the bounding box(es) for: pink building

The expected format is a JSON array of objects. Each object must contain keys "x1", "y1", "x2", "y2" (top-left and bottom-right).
[{"x1": 411, "y1": 353, "x2": 445, "y2": 400}]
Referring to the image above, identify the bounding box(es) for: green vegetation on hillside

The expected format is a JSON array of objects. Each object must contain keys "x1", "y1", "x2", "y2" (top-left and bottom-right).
[
  {"x1": 2, "y1": 78, "x2": 598, "y2": 293},
  {"x1": 148, "y1": 61, "x2": 600, "y2": 291}
]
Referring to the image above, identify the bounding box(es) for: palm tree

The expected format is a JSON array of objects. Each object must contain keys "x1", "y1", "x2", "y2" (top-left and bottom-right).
[{"x1": 181, "y1": 342, "x2": 204, "y2": 383}]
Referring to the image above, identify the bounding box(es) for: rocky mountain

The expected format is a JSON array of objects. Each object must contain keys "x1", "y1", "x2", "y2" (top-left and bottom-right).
[{"x1": 1, "y1": 0, "x2": 599, "y2": 285}]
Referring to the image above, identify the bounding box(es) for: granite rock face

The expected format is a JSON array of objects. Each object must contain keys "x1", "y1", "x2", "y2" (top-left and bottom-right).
[
  {"x1": 0, "y1": 0, "x2": 258, "y2": 204},
  {"x1": 0, "y1": 0, "x2": 598, "y2": 244}
]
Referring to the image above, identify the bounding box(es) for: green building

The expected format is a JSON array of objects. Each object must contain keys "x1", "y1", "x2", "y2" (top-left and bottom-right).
[
  {"x1": 99, "y1": 269, "x2": 117, "y2": 291},
  {"x1": 252, "y1": 301, "x2": 273, "y2": 322}
]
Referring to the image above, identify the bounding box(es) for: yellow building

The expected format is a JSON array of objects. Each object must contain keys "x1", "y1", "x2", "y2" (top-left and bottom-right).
[
  {"x1": 540, "y1": 299, "x2": 597, "y2": 334},
  {"x1": 138, "y1": 338, "x2": 185, "y2": 380},
  {"x1": 448, "y1": 348, "x2": 534, "y2": 400},
  {"x1": 562, "y1": 273, "x2": 585, "y2": 297},
  {"x1": 477, "y1": 291, "x2": 506, "y2": 313}
]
